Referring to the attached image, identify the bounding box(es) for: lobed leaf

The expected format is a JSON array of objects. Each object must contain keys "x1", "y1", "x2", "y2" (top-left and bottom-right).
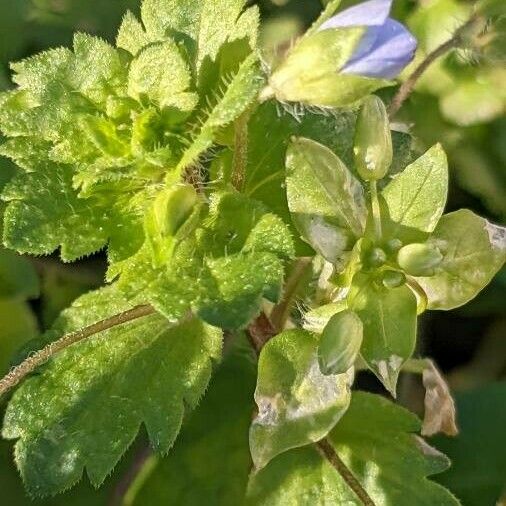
[
  {"x1": 126, "y1": 338, "x2": 256, "y2": 506},
  {"x1": 2, "y1": 286, "x2": 222, "y2": 496},
  {"x1": 247, "y1": 392, "x2": 460, "y2": 505}
]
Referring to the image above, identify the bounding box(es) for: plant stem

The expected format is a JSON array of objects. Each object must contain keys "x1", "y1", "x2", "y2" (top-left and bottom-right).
[
  {"x1": 270, "y1": 257, "x2": 312, "y2": 332},
  {"x1": 0, "y1": 304, "x2": 155, "y2": 398},
  {"x1": 369, "y1": 180, "x2": 382, "y2": 242},
  {"x1": 231, "y1": 111, "x2": 250, "y2": 192},
  {"x1": 316, "y1": 439, "x2": 376, "y2": 506},
  {"x1": 388, "y1": 13, "x2": 482, "y2": 118}
]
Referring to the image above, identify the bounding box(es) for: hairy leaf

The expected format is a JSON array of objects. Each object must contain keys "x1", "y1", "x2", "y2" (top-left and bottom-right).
[
  {"x1": 2, "y1": 286, "x2": 222, "y2": 496},
  {"x1": 416, "y1": 210, "x2": 506, "y2": 309},
  {"x1": 247, "y1": 392, "x2": 459, "y2": 505},
  {"x1": 126, "y1": 338, "x2": 256, "y2": 506},
  {"x1": 250, "y1": 329, "x2": 351, "y2": 469},
  {"x1": 115, "y1": 192, "x2": 294, "y2": 329}
]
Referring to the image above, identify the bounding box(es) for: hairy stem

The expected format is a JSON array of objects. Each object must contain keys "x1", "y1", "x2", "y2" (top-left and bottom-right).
[
  {"x1": 388, "y1": 13, "x2": 482, "y2": 118},
  {"x1": 0, "y1": 304, "x2": 155, "y2": 398},
  {"x1": 369, "y1": 180, "x2": 382, "y2": 242},
  {"x1": 231, "y1": 111, "x2": 250, "y2": 192},
  {"x1": 316, "y1": 439, "x2": 376, "y2": 506},
  {"x1": 270, "y1": 257, "x2": 312, "y2": 332},
  {"x1": 246, "y1": 312, "x2": 376, "y2": 506}
]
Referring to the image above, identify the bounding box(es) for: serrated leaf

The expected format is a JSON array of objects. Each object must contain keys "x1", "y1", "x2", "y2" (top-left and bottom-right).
[
  {"x1": 115, "y1": 192, "x2": 294, "y2": 329},
  {"x1": 127, "y1": 40, "x2": 197, "y2": 111},
  {"x1": 2, "y1": 163, "x2": 110, "y2": 261},
  {"x1": 126, "y1": 338, "x2": 256, "y2": 506},
  {"x1": 381, "y1": 144, "x2": 448, "y2": 242},
  {"x1": 348, "y1": 274, "x2": 417, "y2": 396},
  {"x1": 199, "y1": 252, "x2": 285, "y2": 329},
  {"x1": 250, "y1": 329, "x2": 351, "y2": 469},
  {"x1": 286, "y1": 137, "x2": 366, "y2": 263},
  {"x1": 247, "y1": 392, "x2": 460, "y2": 505},
  {"x1": 415, "y1": 210, "x2": 506, "y2": 309},
  {"x1": 173, "y1": 53, "x2": 263, "y2": 176},
  {"x1": 117, "y1": 11, "x2": 151, "y2": 56},
  {"x1": 140, "y1": 0, "x2": 257, "y2": 69},
  {"x1": 2, "y1": 286, "x2": 222, "y2": 496}
]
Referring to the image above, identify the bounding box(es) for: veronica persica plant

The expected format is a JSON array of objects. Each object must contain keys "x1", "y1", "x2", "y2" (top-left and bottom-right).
[{"x1": 0, "y1": 0, "x2": 504, "y2": 504}]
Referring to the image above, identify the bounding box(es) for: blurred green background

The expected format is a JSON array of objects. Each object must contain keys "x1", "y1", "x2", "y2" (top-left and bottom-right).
[{"x1": 0, "y1": 0, "x2": 504, "y2": 504}]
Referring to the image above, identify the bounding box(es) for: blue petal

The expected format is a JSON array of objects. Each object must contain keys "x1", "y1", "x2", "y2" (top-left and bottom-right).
[
  {"x1": 319, "y1": 0, "x2": 393, "y2": 30},
  {"x1": 342, "y1": 19, "x2": 417, "y2": 79}
]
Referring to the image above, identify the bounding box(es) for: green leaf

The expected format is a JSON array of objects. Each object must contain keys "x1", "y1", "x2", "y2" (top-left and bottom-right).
[
  {"x1": 286, "y1": 137, "x2": 366, "y2": 263},
  {"x1": 140, "y1": 0, "x2": 257, "y2": 67},
  {"x1": 2, "y1": 163, "x2": 110, "y2": 261},
  {"x1": 415, "y1": 210, "x2": 506, "y2": 309},
  {"x1": 127, "y1": 40, "x2": 198, "y2": 111},
  {"x1": 199, "y1": 252, "x2": 285, "y2": 329},
  {"x1": 125, "y1": 338, "x2": 256, "y2": 506},
  {"x1": 115, "y1": 192, "x2": 294, "y2": 329},
  {"x1": 348, "y1": 274, "x2": 417, "y2": 396},
  {"x1": 117, "y1": 11, "x2": 151, "y2": 56},
  {"x1": 250, "y1": 329, "x2": 351, "y2": 469},
  {"x1": 248, "y1": 392, "x2": 459, "y2": 505},
  {"x1": 173, "y1": 53, "x2": 263, "y2": 177},
  {"x1": 2, "y1": 286, "x2": 222, "y2": 496},
  {"x1": 433, "y1": 382, "x2": 506, "y2": 505},
  {"x1": 381, "y1": 144, "x2": 448, "y2": 242}
]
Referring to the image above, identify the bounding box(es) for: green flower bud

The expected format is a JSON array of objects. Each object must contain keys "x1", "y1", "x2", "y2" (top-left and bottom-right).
[
  {"x1": 318, "y1": 310, "x2": 363, "y2": 375},
  {"x1": 153, "y1": 184, "x2": 198, "y2": 238},
  {"x1": 145, "y1": 184, "x2": 199, "y2": 266},
  {"x1": 266, "y1": 28, "x2": 390, "y2": 108},
  {"x1": 353, "y1": 95, "x2": 393, "y2": 181},
  {"x1": 382, "y1": 270, "x2": 406, "y2": 289},
  {"x1": 368, "y1": 247, "x2": 387, "y2": 267},
  {"x1": 386, "y1": 238, "x2": 403, "y2": 253},
  {"x1": 397, "y1": 243, "x2": 443, "y2": 277}
]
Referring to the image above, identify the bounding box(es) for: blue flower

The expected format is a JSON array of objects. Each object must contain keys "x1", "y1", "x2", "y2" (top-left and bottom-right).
[{"x1": 319, "y1": 0, "x2": 417, "y2": 79}]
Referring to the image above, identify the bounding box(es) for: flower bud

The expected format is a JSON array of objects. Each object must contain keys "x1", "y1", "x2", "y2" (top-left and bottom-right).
[
  {"x1": 397, "y1": 243, "x2": 443, "y2": 277},
  {"x1": 367, "y1": 247, "x2": 387, "y2": 267},
  {"x1": 145, "y1": 184, "x2": 199, "y2": 266},
  {"x1": 386, "y1": 238, "x2": 403, "y2": 253},
  {"x1": 152, "y1": 184, "x2": 198, "y2": 238},
  {"x1": 354, "y1": 95, "x2": 393, "y2": 181},
  {"x1": 318, "y1": 310, "x2": 363, "y2": 375},
  {"x1": 382, "y1": 270, "x2": 406, "y2": 289}
]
